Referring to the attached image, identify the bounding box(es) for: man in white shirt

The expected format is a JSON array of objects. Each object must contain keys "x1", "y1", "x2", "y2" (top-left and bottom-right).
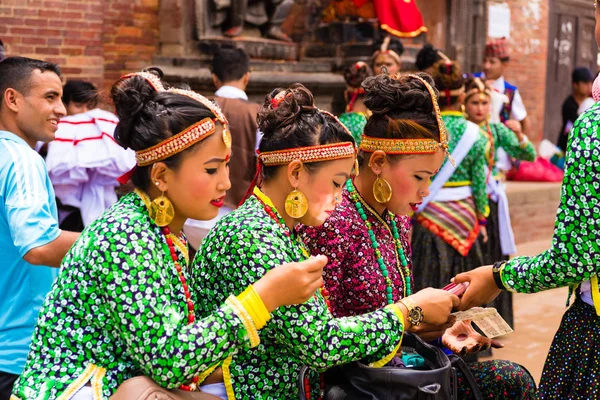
[{"x1": 476, "y1": 37, "x2": 531, "y2": 136}]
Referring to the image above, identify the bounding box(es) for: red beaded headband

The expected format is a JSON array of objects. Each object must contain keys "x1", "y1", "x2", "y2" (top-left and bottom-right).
[
  {"x1": 135, "y1": 117, "x2": 217, "y2": 166},
  {"x1": 258, "y1": 142, "x2": 357, "y2": 166}
]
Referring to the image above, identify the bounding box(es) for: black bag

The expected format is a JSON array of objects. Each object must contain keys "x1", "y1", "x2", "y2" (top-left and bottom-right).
[{"x1": 298, "y1": 333, "x2": 483, "y2": 400}]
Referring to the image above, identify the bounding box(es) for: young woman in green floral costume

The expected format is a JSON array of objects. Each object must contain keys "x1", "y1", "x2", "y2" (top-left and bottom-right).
[
  {"x1": 11, "y1": 70, "x2": 329, "y2": 400},
  {"x1": 463, "y1": 76, "x2": 537, "y2": 327},
  {"x1": 194, "y1": 83, "x2": 460, "y2": 399},
  {"x1": 411, "y1": 60, "x2": 491, "y2": 297}
]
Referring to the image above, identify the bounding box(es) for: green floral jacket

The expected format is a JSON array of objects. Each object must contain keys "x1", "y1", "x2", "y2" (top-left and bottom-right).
[
  {"x1": 13, "y1": 192, "x2": 253, "y2": 399},
  {"x1": 194, "y1": 194, "x2": 405, "y2": 399},
  {"x1": 441, "y1": 112, "x2": 490, "y2": 217},
  {"x1": 501, "y1": 103, "x2": 600, "y2": 294}
]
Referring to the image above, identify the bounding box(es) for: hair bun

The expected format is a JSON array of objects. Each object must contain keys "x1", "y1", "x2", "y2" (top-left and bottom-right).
[
  {"x1": 431, "y1": 60, "x2": 464, "y2": 91},
  {"x1": 362, "y1": 72, "x2": 437, "y2": 116},
  {"x1": 112, "y1": 68, "x2": 165, "y2": 150},
  {"x1": 258, "y1": 83, "x2": 316, "y2": 139}
]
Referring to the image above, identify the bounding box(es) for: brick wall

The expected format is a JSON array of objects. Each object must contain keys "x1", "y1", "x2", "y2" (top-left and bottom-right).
[
  {"x1": 489, "y1": 0, "x2": 550, "y2": 142},
  {"x1": 0, "y1": 0, "x2": 159, "y2": 92}
]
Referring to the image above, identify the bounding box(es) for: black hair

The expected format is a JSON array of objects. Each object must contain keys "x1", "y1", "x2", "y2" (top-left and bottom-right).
[
  {"x1": 211, "y1": 46, "x2": 250, "y2": 83},
  {"x1": 257, "y1": 83, "x2": 355, "y2": 181},
  {"x1": 62, "y1": 80, "x2": 99, "y2": 108},
  {"x1": 343, "y1": 61, "x2": 373, "y2": 89},
  {"x1": 360, "y1": 72, "x2": 440, "y2": 165},
  {"x1": 111, "y1": 67, "x2": 218, "y2": 190},
  {"x1": 431, "y1": 60, "x2": 464, "y2": 107},
  {"x1": 415, "y1": 44, "x2": 442, "y2": 71},
  {"x1": 0, "y1": 57, "x2": 61, "y2": 107},
  {"x1": 372, "y1": 37, "x2": 404, "y2": 57}
]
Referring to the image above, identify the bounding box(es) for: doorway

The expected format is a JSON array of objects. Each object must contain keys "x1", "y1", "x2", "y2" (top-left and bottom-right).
[{"x1": 544, "y1": 0, "x2": 597, "y2": 141}]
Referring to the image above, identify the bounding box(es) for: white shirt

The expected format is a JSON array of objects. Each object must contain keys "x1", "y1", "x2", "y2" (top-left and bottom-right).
[
  {"x1": 490, "y1": 76, "x2": 528, "y2": 122},
  {"x1": 214, "y1": 85, "x2": 248, "y2": 101}
]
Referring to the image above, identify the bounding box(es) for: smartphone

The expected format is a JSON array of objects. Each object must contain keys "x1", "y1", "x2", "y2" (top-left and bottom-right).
[{"x1": 442, "y1": 282, "x2": 468, "y2": 297}]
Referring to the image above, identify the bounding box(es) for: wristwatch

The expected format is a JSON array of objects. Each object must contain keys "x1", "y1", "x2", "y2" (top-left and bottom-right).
[
  {"x1": 399, "y1": 298, "x2": 424, "y2": 327},
  {"x1": 492, "y1": 261, "x2": 507, "y2": 290}
]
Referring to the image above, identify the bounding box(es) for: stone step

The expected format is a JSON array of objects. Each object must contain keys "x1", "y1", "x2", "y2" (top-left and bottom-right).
[{"x1": 505, "y1": 181, "x2": 561, "y2": 245}]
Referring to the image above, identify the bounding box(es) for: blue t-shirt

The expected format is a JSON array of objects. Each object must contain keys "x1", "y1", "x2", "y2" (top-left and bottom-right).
[{"x1": 0, "y1": 131, "x2": 60, "y2": 375}]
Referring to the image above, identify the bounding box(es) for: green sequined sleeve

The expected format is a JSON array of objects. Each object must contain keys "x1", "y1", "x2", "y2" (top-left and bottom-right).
[
  {"x1": 94, "y1": 225, "x2": 253, "y2": 388},
  {"x1": 198, "y1": 220, "x2": 405, "y2": 371},
  {"x1": 470, "y1": 137, "x2": 491, "y2": 217},
  {"x1": 492, "y1": 123, "x2": 536, "y2": 162},
  {"x1": 501, "y1": 105, "x2": 600, "y2": 293}
]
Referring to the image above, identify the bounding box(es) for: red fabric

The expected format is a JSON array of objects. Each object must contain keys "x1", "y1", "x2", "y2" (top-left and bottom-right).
[
  {"x1": 372, "y1": 0, "x2": 427, "y2": 38},
  {"x1": 506, "y1": 158, "x2": 564, "y2": 182},
  {"x1": 485, "y1": 37, "x2": 509, "y2": 59}
]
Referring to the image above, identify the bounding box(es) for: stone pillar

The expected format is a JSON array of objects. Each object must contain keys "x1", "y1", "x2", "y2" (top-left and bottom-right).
[{"x1": 159, "y1": 0, "x2": 196, "y2": 56}]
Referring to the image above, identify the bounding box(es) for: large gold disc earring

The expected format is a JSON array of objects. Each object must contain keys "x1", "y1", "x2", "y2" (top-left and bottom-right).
[
  {"x1": 373, "y1": 176, "x2": 392, "y2": 204},
  {"x1": 285, "y1": 188, "x2": 308, "y2": 219},
  {"x1": 150, "y1": 192, "x2": 175, "y2": 227}
]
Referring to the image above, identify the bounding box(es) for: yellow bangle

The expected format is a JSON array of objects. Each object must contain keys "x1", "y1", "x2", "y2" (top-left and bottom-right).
[
  {"x1": 226, "y1": 295, "x2": 260, "y2": 348},
  {"x1": 238, "y1": 285, "x2": 271, "y2": 329}
]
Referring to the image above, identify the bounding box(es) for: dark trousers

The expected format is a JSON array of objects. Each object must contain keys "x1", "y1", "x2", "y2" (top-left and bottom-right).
[{"x1": 0, "y1": 371, "x2": 18, "y2": 400}]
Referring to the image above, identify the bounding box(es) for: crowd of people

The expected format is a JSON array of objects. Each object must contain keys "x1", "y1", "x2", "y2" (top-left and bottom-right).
[{"x1": 0, "y1": 6, "x2": 599, "y2": 400}]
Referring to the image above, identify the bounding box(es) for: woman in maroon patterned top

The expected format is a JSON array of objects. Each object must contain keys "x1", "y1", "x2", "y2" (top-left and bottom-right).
[{"x1": 299, "y1": 72, "x2": 537, "y2": 399}]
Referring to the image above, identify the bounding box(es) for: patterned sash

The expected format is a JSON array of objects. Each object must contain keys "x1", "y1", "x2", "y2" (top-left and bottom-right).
[{"x1": 416, "y1": 196, "x2": 479, "y2": 256}]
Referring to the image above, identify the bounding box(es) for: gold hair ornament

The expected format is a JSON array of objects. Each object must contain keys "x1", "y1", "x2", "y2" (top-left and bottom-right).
[{"x1": 361, "y1": 73, "x2": 455, "y2": 166}]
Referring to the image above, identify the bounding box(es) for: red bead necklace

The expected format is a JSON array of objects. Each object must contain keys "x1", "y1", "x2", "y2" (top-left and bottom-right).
[{"x1": 161, "y1": 225, "x2": 200, "y2": 392}]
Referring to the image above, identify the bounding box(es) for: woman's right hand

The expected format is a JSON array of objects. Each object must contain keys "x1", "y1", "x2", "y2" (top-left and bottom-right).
[
  {"x1": 403, "y1": 288, "x2": 460, "y2": 326},
  {"x1": 253, "y1": 255, "x2": 327, "y2": 313}
]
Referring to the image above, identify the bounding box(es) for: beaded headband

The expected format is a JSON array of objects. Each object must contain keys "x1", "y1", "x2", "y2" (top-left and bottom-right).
[
  {"x1": 360, "y1": 74, "x2": 453, "y2": 164},
  {"x1": 241, "y1": 109, "x2": 359, "y2": 205},
  {"x1": 136, "y1": 117, "x2": 217, "y2": 166},
  {"x1": 258, "y1": 142, "x2": 357, "y2": 166},
  {"x1": 169, "y1": 88, "x2": 228, "y2": 125},
  {"x1": 119, "y1": 71, "x2": 165, "y2": 92}
]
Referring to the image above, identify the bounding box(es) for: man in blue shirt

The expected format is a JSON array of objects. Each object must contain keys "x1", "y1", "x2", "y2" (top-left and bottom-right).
[{"x1": 0, "y1": 57, "x2": 79, "y2": 399}]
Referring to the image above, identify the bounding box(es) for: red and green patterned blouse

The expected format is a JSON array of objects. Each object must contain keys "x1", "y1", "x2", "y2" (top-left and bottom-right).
[{"x1": 299, "y1": 186, "x2": 412, "y2": 317}]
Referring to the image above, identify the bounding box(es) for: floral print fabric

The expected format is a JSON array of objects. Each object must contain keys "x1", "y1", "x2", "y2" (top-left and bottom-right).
[
  {"x1": 194, "y1": 194, "x2": 405, "y2": 399},
  {"x1": 298, "y1": 187, "x2": 412, "y2": 317},
  {"x1": 13, "y1": 192, "x2": 252, "y2": 399},
  {"x1": 501, "y1": 103, "x2": 600, "y2": 292}
]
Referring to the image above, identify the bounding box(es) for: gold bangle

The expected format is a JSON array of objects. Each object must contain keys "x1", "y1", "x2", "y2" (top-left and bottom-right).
[
  {"x1": 238, "y1": 285, "x2": 271, "y2": 329},
  {"x1": 226, "y1": 295, "x2": 260, "y2": 348}
]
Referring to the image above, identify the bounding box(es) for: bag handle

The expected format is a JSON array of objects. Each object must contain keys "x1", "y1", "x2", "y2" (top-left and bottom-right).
[{"x1": 448, "y1": 355, "x2": 484, "y2": 400}]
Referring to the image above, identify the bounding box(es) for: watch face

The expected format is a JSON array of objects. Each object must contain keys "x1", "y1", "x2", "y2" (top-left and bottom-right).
[{"x1": 409, "y1": 306, "x2": 424, "y2": 325}]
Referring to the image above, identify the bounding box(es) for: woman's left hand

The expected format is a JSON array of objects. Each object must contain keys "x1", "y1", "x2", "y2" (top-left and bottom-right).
[{"x1": 442, "y1": 320, "x2": 504, "y2": 355}]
